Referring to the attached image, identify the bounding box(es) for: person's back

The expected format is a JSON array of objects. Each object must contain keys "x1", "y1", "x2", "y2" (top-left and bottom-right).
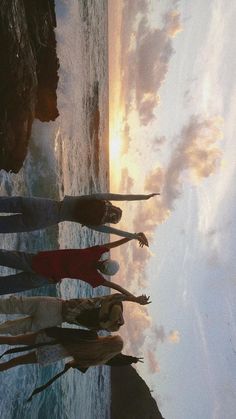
[{"x1": 60, "y1": 197, "x2": 122, "y2": 225}]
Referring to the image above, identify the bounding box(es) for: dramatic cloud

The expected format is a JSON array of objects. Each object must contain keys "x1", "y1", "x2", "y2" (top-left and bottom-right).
[
  {"x1": 131, "y1": 13, "x2": 181, "y2": 125},
  {"x1": 120, "y1": 1, "x2": 182, "y2": 126},
  {"x1": 133, "y1": 115, "x2": 223, "y2": 233},
  {"x1": 163, "y1": 115, "x2": 223, "y2": 209},
  {"x1": 120, "y1": 304, "x2": 152, "y2": 354}
]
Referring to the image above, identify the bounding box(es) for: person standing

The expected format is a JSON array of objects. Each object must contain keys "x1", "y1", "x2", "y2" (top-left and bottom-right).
[
  {"x1": 0, "y1": 234, "x2": 146, "y2": 295},
  {"x1": 0, "y1": 192, "x2": 159, "y2": 243}
]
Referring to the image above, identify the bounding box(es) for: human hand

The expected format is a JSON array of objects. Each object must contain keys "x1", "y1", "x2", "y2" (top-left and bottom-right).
[
  {"x1": 135, "y1": 294, "x2": 151, "y2": 305},
  {"x1": 136, "y1": 232, "x2": 149, "y2": 247}
]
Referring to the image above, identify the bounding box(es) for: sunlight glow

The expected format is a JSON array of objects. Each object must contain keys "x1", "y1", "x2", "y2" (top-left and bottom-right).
[
  {"x1": 110, "y1": 133, "x2": 121, "y2": 161},
  {"x1": 109, "y1": 107, "x2": 124, "y2": 188}
]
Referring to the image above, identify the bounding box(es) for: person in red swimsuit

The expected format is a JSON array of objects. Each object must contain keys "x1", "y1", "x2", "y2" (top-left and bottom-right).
[{"x1": 0, "y1": 233, "x2": 147, "y2": 296}]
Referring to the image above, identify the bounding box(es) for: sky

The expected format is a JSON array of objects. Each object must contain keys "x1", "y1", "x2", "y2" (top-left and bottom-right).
[{"x1": 108, "y1": 1, "x2": 236, "y2": 418}]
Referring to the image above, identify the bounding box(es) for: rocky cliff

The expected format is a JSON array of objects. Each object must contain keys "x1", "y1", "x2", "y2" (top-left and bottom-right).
[
  {"x1": 111, "y1": 366, "x2": 165, "y2": 419},
  {"x1": 0, "y1": 0, "x2": 59, "y2": 172}
]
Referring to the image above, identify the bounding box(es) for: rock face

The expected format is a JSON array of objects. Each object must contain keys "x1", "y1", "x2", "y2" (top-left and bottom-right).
[
  {"x1": 0, "y1": 0, "x2": 59, "y2": 172},
  {"x1": 111, "y1": 366, "x2": 165, "y2": 419}
]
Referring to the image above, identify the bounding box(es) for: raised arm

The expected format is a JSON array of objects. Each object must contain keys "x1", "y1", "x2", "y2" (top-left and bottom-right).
[
  {"x1": 102, "y1": 279, "x2": 136, "y2": 299},
  {"x1": 103, "y1": 233, "x2": 148, "y2": 249},
  {"x1": 102, "y1": 293, "x2": 151, "y2": 305},
  {"x1": 103, "y1": 237, "x2": 132, "y2": 249},
  {"x1": 87, "y1": 193, "x2": 160, "y2": 201},
  {"x1": 88, "y1": 224, "x2": 137, "y2": 239}
]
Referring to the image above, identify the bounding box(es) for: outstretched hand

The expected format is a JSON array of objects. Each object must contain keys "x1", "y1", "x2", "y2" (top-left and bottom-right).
[
  {"x1": 136, "y1": 232, "x2": 149, "y2": 247},
  {"x1": 136, "y1": 294, "x2": 151, "y2": 305}
]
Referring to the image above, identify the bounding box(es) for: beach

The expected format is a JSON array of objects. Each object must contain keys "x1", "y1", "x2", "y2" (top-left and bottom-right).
[{"x1": 0, "y1": 1, "x2": 110, "y2": 418}]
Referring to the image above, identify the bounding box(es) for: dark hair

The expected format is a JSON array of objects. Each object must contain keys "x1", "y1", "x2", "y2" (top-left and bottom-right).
[
  {"x1": 74, "y1": 199, "x2": 107, "y2": 225},
  {"x1": 75, "y1": 199, "x2": 122, "y2": 226},
  {"x1": 74, "y1": 301, "x2": 123, "y2": 331},
  {"x1": 105, "y1": 204, "x2": 122, "y2": 224}
]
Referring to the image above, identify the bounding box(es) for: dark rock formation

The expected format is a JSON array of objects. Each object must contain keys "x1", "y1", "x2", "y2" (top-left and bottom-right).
[
  {"x1": 0, "y1": 0, "x2": 59, "y2": 172},
  {"x1": 111, "y1": 366, "x2": 165, "y2": 419}
]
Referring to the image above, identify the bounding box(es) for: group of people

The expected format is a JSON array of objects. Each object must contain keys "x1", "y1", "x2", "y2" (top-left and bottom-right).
[{"x1": 0, "y1": 192, "x2": 158, "y2": 399}]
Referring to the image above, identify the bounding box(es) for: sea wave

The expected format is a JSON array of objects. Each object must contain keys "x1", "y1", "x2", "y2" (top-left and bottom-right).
[{"x1": 0, "y1": 1, "x2": 109, "y2": 418}]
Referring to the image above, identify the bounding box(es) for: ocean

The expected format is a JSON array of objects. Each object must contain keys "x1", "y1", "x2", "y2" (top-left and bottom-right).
[{"x1": 0, "y1": 1, "x2": 110, "y2": 418}]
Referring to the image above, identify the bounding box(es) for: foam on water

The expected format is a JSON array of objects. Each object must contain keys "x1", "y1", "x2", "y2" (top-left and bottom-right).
[{"x1": 0, "y1": 1, "x2": 110, "y2": 418}]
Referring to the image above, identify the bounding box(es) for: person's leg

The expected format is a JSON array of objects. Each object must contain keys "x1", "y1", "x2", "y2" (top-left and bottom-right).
[
  {"x1": 0, "y1": 351, "x2": 37, "y2": 372},
  {"x1": 0, "y1": 296, "x2": 62, "y2": 334},
  {"x1": 0, "y1": 295, "x2": 49, "y2": 315},
  {"x1": 0, "y1": 317, "x2": 33, "y2": 335},
  {"x1": 33, "y1": 297, "x2": 63, "y2": 331},
  {"x1": 0, "y1": 251, "x2": 50, "y2": 294},
  {"x1": 0, "y1": 249, "x2": 35, "y2": 271},
  {"x1": 0, "y1": 196, "x2": 60, "y2": 233},
  {"x1": 0, "y1": 197, "x2": 27, "y2": 232},
  {"x1": 0, "y1": 272, "x2": 50, "y2": 295},
  {"x1": 0, "y1": 332, "x2": 38, "y2": 345},
  {"x1": 0, "y1": 215, "x2": 27, "y2": 233},
  {"x1": 0, "y1": 197, "x2": 25, "y2": 213}
]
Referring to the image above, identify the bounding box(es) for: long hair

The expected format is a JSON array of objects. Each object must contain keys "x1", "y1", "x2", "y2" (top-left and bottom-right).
[
  {"x1": 26, "y1": 334, "x2": 124, "y2": 402},
  {"x1": 71, "y1": 299, "x2": 123, "y2": 332},
  {"x1": 74, "y1": 199, "x2": 107, "y2": 225},
  {"x1": 63, "y1": 335, "x2": 123, "y2": 368}
]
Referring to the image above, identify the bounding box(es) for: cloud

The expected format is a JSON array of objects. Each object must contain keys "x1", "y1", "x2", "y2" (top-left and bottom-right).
[
  {"x1": 153, "y1": 325, "x2": 166, "y2": 343},
  {"x1": 146, "y1": 349, "x2": 160, "y2": 374},
  {"x1": 133, "y1": 199, "x2": 170, "y2": 235},
  {"x1": 120, "y1": 304, "x2": 152, "y2": 354},
  {"x1": 153, "y1": 325, "x2": 181, "y2": 344},
  {"x1": 133, "y1": 115, "x2": 223, "y2": 234},
  {"x1": 163, "y1": 10, "x2": 182, "y2": 37},
  {"x1": 120, "y1": 2, "x2": 182, "y2": 126},
  {"x1": 121, "y1": 122, "x2": 132, "y2": 155},
  {"x1": 115, "y1": 241, "x2": 151, "y2": 289},
  {"x1": 144, "y1": 166, "x2": 165, "y2": 192},
  {"x1": 135, "y1": 326, "x2": 181, "y2": 375},
  {"x1": 119, "y1": 168, "x2": 134, "y2": 193},
  {"x1": 153, "y1": 136, "x2": 167, "y2": 151},
  {"x1": 168, "y1": 330, "x2": 181, "y2": 343},
  {"x1": 132, "y1": 15, "x2": 179, "y2": 125},
  {"x1": 163, "y1": 115, "x2": 223, "y2": 209},
  {"x1": 138, "y1": 93, "x2": 160, "y2": 125}
]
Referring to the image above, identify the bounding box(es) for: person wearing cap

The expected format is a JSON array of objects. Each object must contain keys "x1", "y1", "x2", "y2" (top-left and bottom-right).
[{"x1": 0, "y1": 234, "x2": 146, "y2": 296}]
